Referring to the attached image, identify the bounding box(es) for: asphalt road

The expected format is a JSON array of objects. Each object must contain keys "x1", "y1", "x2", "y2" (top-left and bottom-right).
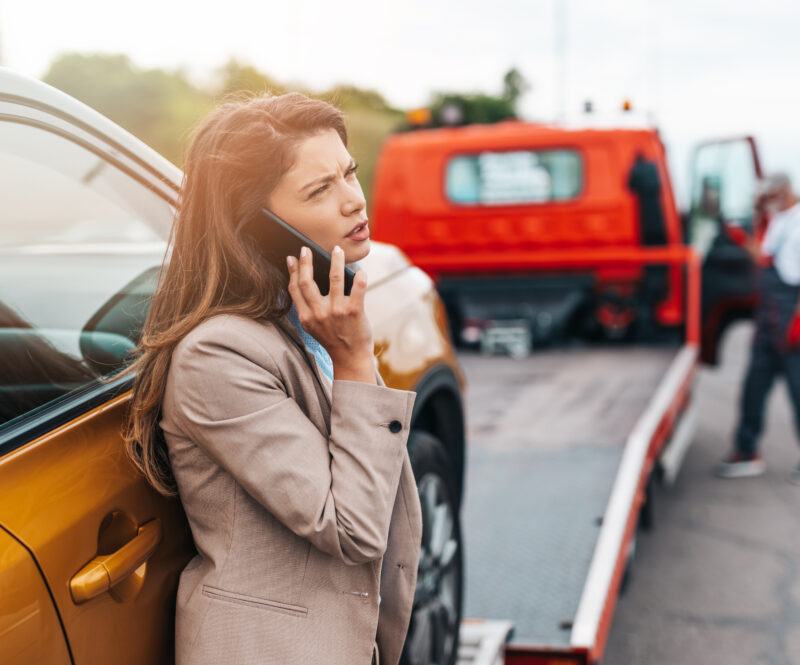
[
  {"x1": 457, "y1": 322, "x2": 800, "y2": 664},
  {"x1": 605, "y1": 323, "x2": 800, "y2": 665}
]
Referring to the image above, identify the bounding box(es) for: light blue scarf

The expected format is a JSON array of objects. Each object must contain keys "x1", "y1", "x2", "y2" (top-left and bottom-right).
[
  {"x1": 284, "y1": 261, "x2": 363, "y2": 384},
  {"x1": 286, "y1": 303, "x2": 334, "y2": 383}
]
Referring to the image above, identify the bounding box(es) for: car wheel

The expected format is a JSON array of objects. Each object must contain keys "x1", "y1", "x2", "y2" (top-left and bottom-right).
[{"x1": 401, "y1": 431, "x2": 463, "y2": 665}]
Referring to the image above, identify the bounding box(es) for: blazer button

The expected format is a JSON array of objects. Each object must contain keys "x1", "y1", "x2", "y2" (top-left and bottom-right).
[{"x1": 389, "y1": 420, "x2": 402, "y2": 433}]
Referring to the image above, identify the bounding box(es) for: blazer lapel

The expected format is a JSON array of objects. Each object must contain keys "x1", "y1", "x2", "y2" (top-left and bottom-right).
[{"x1": 270, "y1": 315, "x2": 421, "y2": 665}]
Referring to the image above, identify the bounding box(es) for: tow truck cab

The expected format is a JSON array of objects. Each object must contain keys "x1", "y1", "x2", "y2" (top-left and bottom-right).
[{"x1": 371, "y1": 122, "x2": 762, "y2": 363}]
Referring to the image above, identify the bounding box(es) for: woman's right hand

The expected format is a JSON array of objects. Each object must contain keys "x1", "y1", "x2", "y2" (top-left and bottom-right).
[{"x1": 287, "y1": 245, "x2": 376, "y2": 384}]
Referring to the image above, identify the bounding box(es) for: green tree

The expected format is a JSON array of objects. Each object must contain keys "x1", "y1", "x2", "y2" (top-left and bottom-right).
[
  {"x1": 43, "y1": 53, "x2": 214, "y2": 165},
  {"x1": 502, "y1": 67, "x2": 530, "y2": 110},
  {"x1": 215, "y1": 58, "x2": 288, "y2": 98},
  {"x1": 429, "y1": 92, "x2": 516, "y2": 127},
  {"x1": 40, "y1": 53, "x2": 403, "y2": 209},
  {"x1": 402, "y1": 66, "x2": 529, "y2": 130}
]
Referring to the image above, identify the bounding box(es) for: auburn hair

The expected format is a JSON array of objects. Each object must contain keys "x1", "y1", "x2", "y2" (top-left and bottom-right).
[{"x1": 119, "y1": 91, "x2": 348, "y2": 495}]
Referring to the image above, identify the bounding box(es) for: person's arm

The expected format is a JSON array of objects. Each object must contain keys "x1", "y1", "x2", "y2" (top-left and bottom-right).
[
  {"x1": 787, "y1": 295, "x2": 800, "y2": 349},
  {"x1": 169, "y1": 322, "x2": 415, "y2": 565},
  {"x1": 783, "y1": 223, "x2": 800, "y2": 349},
  {"x1": 739, "y1": 228, "x2": 761, "y2": 261}
]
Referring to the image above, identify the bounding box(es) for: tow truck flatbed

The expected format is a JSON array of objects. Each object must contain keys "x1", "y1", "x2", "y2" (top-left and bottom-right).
[{"x1": 459, "y1": 342, "x2": 697, "y2": 664}]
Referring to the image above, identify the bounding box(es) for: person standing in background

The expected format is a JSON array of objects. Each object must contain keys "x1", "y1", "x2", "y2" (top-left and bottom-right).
[{"x1": 715, "y1": 173, "x2": 800, "y2": 481}]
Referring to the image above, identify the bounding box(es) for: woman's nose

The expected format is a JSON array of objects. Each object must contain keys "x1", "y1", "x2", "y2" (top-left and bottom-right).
[{"x1": 341, "y1": 180, "x2": 366, "y2": 216}]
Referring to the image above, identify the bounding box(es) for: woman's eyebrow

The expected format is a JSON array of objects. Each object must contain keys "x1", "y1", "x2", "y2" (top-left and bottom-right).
[{"x1": 301, "y1": 159, "x2": 356, "y2": 192}]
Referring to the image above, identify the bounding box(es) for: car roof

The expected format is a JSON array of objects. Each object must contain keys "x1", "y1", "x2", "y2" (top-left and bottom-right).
[
  {"x1": 384, "y1": 121, "x2": 659, "y2": 152},
  {"x1": 0, "y1": 67, "x2": 182, "y2": 190}
]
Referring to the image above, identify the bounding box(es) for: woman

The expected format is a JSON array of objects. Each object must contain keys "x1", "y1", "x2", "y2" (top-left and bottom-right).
[{"x1": 122, "y1": 92, "x2": 422, "y2": 665}]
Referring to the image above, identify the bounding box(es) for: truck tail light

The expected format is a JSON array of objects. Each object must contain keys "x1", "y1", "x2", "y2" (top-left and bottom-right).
[{"x1": 504, "y1": 646, "x2": 590, "y2": 665}]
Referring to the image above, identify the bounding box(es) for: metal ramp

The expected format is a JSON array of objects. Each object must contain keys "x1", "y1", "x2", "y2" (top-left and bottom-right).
[{"x1": 457, "y1": 619, "x2": 514, "y2": 665}]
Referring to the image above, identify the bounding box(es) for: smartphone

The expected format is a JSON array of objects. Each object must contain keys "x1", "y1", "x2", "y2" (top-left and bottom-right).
[{"x1": 237, "y1": 207, "x2": 355, "y2": 296}]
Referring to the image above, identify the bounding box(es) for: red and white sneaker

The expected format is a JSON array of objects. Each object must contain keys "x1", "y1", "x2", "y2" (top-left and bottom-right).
[{"x1": 714, "y1": 451, "x2": 766, "y2": 479}]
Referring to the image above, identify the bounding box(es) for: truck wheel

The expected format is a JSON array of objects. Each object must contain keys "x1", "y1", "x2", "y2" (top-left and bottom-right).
[
  {"x1": 620, "y1": 531, "x2": 638, "y2": 594},
  {"x1": 401, "y1": 431, "x2": 463, "y2": 665},
  {"x1": 638, "y1": 475, "x2": 655, "y2": 532}
]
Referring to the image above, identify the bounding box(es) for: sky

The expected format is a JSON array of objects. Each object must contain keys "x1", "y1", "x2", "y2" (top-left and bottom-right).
[{"x1": 1, "y1": 0, "x2": 799, "y2": 205}]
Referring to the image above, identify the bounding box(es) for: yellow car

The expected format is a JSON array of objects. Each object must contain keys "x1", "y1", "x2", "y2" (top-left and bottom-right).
[{"x1": 0, "y1": 68, "x2": 466, "y2": 665}]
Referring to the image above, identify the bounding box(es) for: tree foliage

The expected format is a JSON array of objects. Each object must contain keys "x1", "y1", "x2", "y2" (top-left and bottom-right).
[
  {"x1": 38, "y1": 54, "x2": 527, "y2": 207},
  {"x1": 215, "y1": 59, "x2": 288, "y2": 98},
  {"x1": 403, "y1": 66, "x2": 529, "y2": 130},
  {"x1": 43, "y1": 53, "x2": 214, "y2": 165},
  {"x1": 430, "y1": 92, "x2": 516, "y2": 126},
  {"x1": 39, "y1": 53, "x2": 404, "y2": 208},
  {"x1": 502, "y1": 67, "x2": 530, "y2": 108}
]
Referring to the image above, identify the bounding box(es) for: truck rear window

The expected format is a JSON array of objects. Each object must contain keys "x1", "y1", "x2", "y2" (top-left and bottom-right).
[{"x1": 445, "y1": 149, "x2": 582, "y2": 205}]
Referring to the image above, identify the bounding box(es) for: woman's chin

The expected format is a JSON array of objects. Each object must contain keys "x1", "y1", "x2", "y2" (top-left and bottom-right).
[{"x1": 346, "y1": 239, "x2": 371, "y2": 263}]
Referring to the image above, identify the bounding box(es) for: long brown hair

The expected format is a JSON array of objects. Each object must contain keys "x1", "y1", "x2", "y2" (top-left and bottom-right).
[{"x1": 120, "y1": 91, "x2": 347, "y2": 495}]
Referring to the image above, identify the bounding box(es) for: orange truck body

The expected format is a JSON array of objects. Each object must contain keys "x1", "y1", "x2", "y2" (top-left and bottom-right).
[{"x1": 371, "y1": 122, "x2": 689, "y2": 341}]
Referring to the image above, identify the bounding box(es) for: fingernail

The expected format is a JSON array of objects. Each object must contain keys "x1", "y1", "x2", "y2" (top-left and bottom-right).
[
  {"x1": 301, "y1": 247, "x2": 309, "y2": 258},
  {"x1": 333, "y1": 245, "x2": 342, "y2": 255},
  {"x1": 286, "y1": 256, "x2": 294, "y2": 268}
]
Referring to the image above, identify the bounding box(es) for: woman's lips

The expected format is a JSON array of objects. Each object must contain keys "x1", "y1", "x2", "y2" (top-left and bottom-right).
[{"x1": 346, "y1": 222, "x2": 370, "y2": 241}]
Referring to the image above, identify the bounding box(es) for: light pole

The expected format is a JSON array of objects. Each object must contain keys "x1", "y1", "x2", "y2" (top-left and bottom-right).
[{"x1": 555, "y1": 0, "x2": 567, "y2": 123}]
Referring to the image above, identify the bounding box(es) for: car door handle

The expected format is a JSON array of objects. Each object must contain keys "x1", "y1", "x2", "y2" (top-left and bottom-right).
[{"x1": 70, "y1": 519, "x2": 162, "y2": 604}]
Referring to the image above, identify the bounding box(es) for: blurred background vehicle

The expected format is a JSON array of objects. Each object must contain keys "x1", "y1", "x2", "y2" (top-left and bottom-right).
[
  {"x1": 365, "y1": 108, "x2": 766, "y2": 663},
  {"x1": 371, "y1": 121, "x2": 762, "y2": 366}
]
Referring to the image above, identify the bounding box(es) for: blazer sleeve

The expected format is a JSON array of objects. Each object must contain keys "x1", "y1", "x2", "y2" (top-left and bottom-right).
[{"x1": 167, "y1": 321, "x2": 416, "y2": 566}]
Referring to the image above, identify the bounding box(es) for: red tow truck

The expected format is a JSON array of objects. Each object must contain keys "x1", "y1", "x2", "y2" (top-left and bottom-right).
[{"x1": 370, "y1": 121, "x2": 763, "y2": 664}]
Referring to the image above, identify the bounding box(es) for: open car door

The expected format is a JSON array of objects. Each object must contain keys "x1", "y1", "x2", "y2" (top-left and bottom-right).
[{"x1": 687, "y1": 136, "x2": 763, "y2": 364}]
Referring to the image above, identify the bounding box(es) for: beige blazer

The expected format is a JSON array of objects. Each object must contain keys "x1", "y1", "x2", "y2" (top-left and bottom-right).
[{"x1": 159, "y1": 313, "x2": 422, "y2": 665}]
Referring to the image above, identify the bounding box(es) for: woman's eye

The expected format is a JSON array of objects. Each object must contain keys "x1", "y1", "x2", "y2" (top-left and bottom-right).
[{"x1": 309, "y1": 165, "x2": 357, "y2": 198}]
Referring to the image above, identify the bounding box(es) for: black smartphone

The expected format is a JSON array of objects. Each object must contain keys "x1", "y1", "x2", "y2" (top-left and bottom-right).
[{"x1": 236, "y1": 207, "x2": 355, "y2": 296}]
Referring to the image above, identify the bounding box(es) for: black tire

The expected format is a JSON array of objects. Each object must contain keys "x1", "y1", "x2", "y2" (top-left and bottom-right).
[
  {"x1": 619, "y1": 530, "x2": 637, "y2": 595},
  {"x1": 400, "y1": 431, "x2": 463, "y2": 665},
  {"x1": 638, "y1": 474, "x2": 655, "y2": 532}
]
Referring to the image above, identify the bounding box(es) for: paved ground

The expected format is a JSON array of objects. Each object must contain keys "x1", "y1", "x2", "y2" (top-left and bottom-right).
[
  {"x1": 458, "y1": 322, "x2": 800, "y2": 664},
  {"x1": 605, "y1": 323, "x2": 800, "y2": 665}
]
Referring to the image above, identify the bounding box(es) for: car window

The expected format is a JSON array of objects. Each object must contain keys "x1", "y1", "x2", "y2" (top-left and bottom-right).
[
  {"x1": 0, "y1": 120, "x2": 174, "y2": 436},
  {"x1": 445, "y1": 149, "x2": 582, "y2": 205},
  {"x1": 689, "y1": 139, "x2": 759, "y2": 257}
]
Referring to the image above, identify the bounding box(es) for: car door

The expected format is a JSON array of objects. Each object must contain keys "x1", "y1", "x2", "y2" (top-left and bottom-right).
[
  {"x1": 0, "y1": 105, "x2": 193, "y2": 664},
  {"x1": 0, "y1": 527, "x2": 71, "y2": 664},
  {"x1": 686, "y1": 136, "x2": 763, "y2": 364}
]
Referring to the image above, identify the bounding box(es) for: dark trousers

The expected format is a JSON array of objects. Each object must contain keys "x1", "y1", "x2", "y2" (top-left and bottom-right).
[{"x1": 735, "y1": 267, "x2": 800, "y2": 455}]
